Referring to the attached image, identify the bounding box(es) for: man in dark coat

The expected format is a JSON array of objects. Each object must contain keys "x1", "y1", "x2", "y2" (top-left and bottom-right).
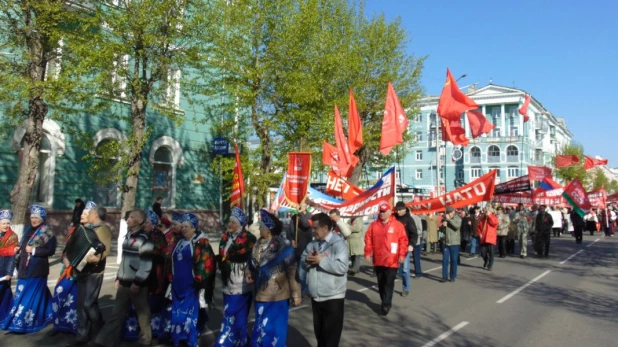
[
  {"x1": 535, "y1": 205, "x2": 554, "y2": 257},
  {"x1": 570, "y1": 209, "x2": 585, "y2": 244},
  {"x1": 394, "y1": 202, "x2": 418, "y2": 296}
]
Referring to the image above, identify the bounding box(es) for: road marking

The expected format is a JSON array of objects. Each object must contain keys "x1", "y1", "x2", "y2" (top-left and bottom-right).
[
  {"x1": 496, "y1": 270, "x2": 552, "y2": 304},
  {"x1": 560, "y1": 250, "x2": 584, "y2": 265},
  {"x1": 358, "y1": 285, "x2": 378, "y2": 293},
  {"x1": 466, "y1": 256, "x2": 479, "y2": 261},
  {"x1": 424, "y1": 266, "x2": 442, "y2": 273},
  {"x1": 202, "y1": 305, "x2": 309, "y2": 336},
  {"x1": 586, "y1": 238, "x2": 601, "y2": 248},
  {"x1": 421, "y1": 321, "x2": 469, "y2": 347}
]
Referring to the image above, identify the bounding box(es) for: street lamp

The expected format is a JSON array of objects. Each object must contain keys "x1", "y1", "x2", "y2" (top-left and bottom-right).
[{"x1": 456, "y1": 74, "x2": 467, "y2": 82}]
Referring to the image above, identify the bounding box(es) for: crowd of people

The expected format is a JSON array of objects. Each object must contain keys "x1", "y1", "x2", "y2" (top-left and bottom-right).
[{"x1": 0, "y1": 197, "x2": 612, "y2": 347}]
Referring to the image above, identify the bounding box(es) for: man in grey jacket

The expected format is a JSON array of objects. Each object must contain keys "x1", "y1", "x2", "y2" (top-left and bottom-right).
[
  {"x1": 441, "y1": 206, "x2": 462, "y2": 283},
  {"x1": 302, "y1": 213, "x2": 349, "y2": 347}
]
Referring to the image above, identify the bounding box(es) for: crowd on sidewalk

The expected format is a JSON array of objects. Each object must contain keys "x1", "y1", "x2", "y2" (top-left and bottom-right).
[{"x1": 0, "y1": 197, "x2": 612, "y2": 347}]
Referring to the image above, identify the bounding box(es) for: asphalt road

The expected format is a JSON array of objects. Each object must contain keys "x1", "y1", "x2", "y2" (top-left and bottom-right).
[{"x1": 2, "y1": 232, "x2": 617, "y2": 347}]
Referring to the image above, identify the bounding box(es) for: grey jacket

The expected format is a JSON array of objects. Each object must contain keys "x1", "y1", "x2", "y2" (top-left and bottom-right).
[
  {"x1": 117, "y1": 227, "x2": 154, "y2": 287},
  {"x1": 444, "y1": 215, "x2": 462, "y2": 246},
  {"x1": 301, "y1": 232, "x2": 349, "y2": 302},
  {"x1": 411, "y1": 214, "x2": 423, "y2": 246}
]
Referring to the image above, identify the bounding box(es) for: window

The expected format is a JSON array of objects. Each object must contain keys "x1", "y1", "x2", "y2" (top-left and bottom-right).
[
  {"x1": 487, "y1": 145, "x2": 500, "y2": 163},
  {"x1": 471, "y1": 167, "x2": 482, "y2": 178},
  {"x1": 415, "y1": 169, "x2": 422, "y2": 180},
  {"x1": 395, "y1": 170, "x2": 401, "y2": 186},
  {"x1": 440, "y1": 154, "x2": 445, "y2": 165},
  {"x1": 429, "y1": 113, "x2": 437, "y2": 127},
  {"x1": 149, "y1": 136, "x2": 184, "y2": 208},
  {"x1": 92, "y1": 128, "x2": 126, "y2": 207},
  {"x1": 470, "y1": 146, "x2": 481, "y2": 163},
  {"x1": 167, "y1": 68, "x2": 181, "y2": 108},
  {"x1": 415, "y1": 114, "x2": 422, "y2": 123},
  {"x1": 415, "y1": 131, "x2": 423, "y2": 142},
  {"x1": 508, "y1": 167, "x2": 519, "y2": 178},
  {"x1": 506, "y1": 145, "x2": 519, "y2": 162},
  {"x1": 415, "y1": 150, "x2": 422, "y2": 161},
  {"x1": 492, "y1": 127, "x2": 501, "y2": 137},
  {"x1": 456, "y1": 170, "x2": 464, "y2": 180},
  {"x1": 112, "y1": 54, "x2": 129, "y2": 98},
  {"x1": 490, "y1": 167, "x2": 500, "y2": 177}
]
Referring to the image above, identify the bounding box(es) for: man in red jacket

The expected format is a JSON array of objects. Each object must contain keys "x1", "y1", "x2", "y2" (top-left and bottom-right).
[
  {"x1": 365, "y1": 202, "x2": 408, "y2": 316},
  {"x1": 477, "y1": 206, "x2": 498, "y2": 271}
]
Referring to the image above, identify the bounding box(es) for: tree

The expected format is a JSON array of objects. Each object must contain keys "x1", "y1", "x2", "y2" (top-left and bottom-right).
[
  {"x1": 590, "y1": 168, "x2": 610, "y2": 191},
  {"x1": 0, "y1": 0, "x2": 94, "y2": 237},
  {"x1": 75, "y1": 0, "x2": 219, "y2": 215},
  {"x1": 205, "y1": 0, "x2": 424, "y2": 208},
  {"x1": 553, "y1": 142, "x2": 589, "y2": 187}
]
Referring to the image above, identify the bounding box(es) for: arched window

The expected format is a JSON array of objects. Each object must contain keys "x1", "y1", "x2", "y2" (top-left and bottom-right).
[
  {"x1": 487, "y1": 145, "x2": 500, "y2": 163},
  {"x1": 93, "y1": 128, "x2": 126, "y2": 207},
  {"x1": 506, "y1": 145, "x2": 519, "y2": 162},
  {"x1": 12, "y1": 119, "x2": 65, "y2": 207},
  {"x1": 470, "y1": 146, "x2": 481, "y2": 163},
  {"x1": 149, "y1": 136, "x2": 183, "y2": 208}
]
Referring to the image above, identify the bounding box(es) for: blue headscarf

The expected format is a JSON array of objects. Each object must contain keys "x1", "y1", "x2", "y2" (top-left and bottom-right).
[
  {"x1": 84, "y1": 201, "x2": 97, "y2": 211},
  {"x1": 30, "y1": 205, "x2": 47, "y2": 220},
  {"x1": 230, "y1": 206, "x2": 248, "y2": 227},
  {"x1": 184, "y1": 213, "x2": 199, "y2": 230},
  {"x1": 0, "y1": 210, "x2": 13, "y2": 222},
  {"x1": 260, "y1": 209, "x2": 276, "y2": 230},
  {"x1": 146, "y1": 210, "x2": 160, "y2": 226},
  {"x1": 171, "y1": 211, "x2": 184, "y2": 225}
]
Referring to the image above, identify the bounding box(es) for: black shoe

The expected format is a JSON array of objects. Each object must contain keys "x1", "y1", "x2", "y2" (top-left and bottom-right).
[
  {"x1": 440, "y1": 278, "x2": 446, "y2": 283},
  {"x1": 487, "y1": 267, "x2": 492, "y2": 271},
  {"x1": 520, "y1": 255, "x2": 524, "y2": 259},
  {"x1": 381, "y1": 306, "x2": 390, "y2": 316},
  {"x1": 451, "y1": 278, "x2": 456, "y2": 282},
  {"x1": 401, "y1": 291, "x2": 409, "y2": 297}
]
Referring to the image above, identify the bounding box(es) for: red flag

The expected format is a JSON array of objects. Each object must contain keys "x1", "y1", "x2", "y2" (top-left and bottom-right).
[
  {"x1": 518, "y1": 94, "x2": 531, "y2": 122},
  {"x1": 348, "y1": 88, "x2": 363, "y2": 154},
  {"x1": 322, "y1": 141, "x2": 341, "y2": 173},
  {"x1": 441, "y1": 117, "x2": 469, "y2": 146},
  {"x1": 334, "y1": 105, "x2": 352, "y2": 165},
  {"x1": 527, "y1": 165, "x2": 552, "y2": 181},
  {"x1": 326, "y1": 170, "x2": 364, "y2": 200},
  {"x1": 555, "y1": 154, "x2": 580, "y2": 168},
  {"x1": 436, "y1": 68, "x2": 479, "y2": 121},
  {"x1": 380, "y1": 82, "x2": 408, "y2": 156},
  {"x1": 467, "y1": 110, "x2": 495, "y2": 138},
  {"x1": 230, "y1": 142, "x2": 245, "y2": 208},
  {"x1": 284, "y1": 152, "x2": 312, "y2": 206},
  {"x1": 584, "y1": 156, "x2": 608, "y2": 170},
  {"x1": 562, "y1": 179, "x2": 591, "y2": 216}
]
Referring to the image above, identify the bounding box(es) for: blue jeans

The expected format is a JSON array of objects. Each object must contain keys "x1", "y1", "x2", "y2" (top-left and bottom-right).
[
  {"x1": 470, "y1": 237, "x2": 479, "y2": 255},
  {"x1": 397, "y1": 252, "x2": 411, "y2": 293},
  {"x1": 442, "y1": 245, "x2": 460, "y2": 280},
  {"x1": 413, "y1": 245, "x2": 422, "y2": 277}
]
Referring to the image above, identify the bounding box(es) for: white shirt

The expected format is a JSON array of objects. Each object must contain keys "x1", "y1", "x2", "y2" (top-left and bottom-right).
[
  {"x1": 549, "y1": 210, "x2": 563, "y2": 228},
  {"x1": 117, "y1": 219, "x2": 128, "y2": 265}
]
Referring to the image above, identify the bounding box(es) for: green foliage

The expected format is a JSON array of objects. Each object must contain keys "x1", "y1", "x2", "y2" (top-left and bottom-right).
[
  {"x1": 203, "y1": 0, "x2": 424, "y2": 204},
  {"x1": 591, "y1": 168, "x2": 609, "y2": 191},
  {"x1": 553, "y1": 142, "x2": 589, "y2": 186}
]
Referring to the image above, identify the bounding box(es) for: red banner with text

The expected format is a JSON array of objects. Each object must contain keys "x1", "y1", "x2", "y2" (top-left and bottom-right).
[
  {"x1": 533, "y1": 187, "x2": 566, "y2": 207},
  {"x1": 284, "y1": 152, "x2": 312, "y2": 207},
  {"x1": 406, "y1": 170, "x2": 497, "y2": 214},
  {"x1": 325, "y1": 171, "x2": 363, "y2": 200},
  {"x1": 528, "y1": 166, "x2": 552, "y2": 181},
  {"x1": 493, "y1": 192, "x2": 533, "y2": 205},
  {"x1": 587, "y1": 188, "x2": 606, "y2": 209},
  {"x1": 494, "y1": 175, "x2": 531, "y2": 195}
]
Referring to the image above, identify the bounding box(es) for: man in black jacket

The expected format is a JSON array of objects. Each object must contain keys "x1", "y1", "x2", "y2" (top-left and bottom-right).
[
  {"x1": 570, "y1": 208, "x2": 585, "y2": 244},
  {"x1": 395, "y1": 202, "x2": 417, "y2": 297},
  {"x1": 535, "y1": 205, "x2": 554, "y2": 258}
]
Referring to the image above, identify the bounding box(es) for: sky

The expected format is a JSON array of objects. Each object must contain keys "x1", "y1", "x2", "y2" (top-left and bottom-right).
[{"x1": 364, "y1": 0, "x2": 618, "y2": 165}]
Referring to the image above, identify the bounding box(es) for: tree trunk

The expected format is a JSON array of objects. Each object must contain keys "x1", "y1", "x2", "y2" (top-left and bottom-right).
[
  {"x1": 10, "y1": 15, "x2": 47, "y2": 240},
  {"x1": 121, "y1": 96, "x2": 147, "y2": 217},
  {"x1": 348, "y1": 146, "x2": 368, "y2": 186}
]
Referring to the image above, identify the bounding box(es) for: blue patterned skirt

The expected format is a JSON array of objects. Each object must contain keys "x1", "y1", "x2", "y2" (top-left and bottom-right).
[
  {"x1": 250, "y1": 300, "x2": 289, "y2": 347},
  {"x1": 215, "y1": 293, "x2": 252, "y2": 347},
  {"x1": 51, "y1": 277, "x2": 78, "y2": 334},
  {"x1": 170, "y1": 287, "x2": 200, "y2": 347},
  {"x1": 121, "y1": 295, "x2": 172, "y2": 341},
  {"x1": 0, "y1": 277, "x2": 53, "y2": 333},
  {"x1": 0, "y1": 280, "x2": 13, "y2": 321}
]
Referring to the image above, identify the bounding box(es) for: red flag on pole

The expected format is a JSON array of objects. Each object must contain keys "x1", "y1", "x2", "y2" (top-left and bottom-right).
[
  {"x1": 441, "y1": 117, "x2": 469, "y2": 146},
  {"x1": 230, "y1": 141, "x2": 245, "y2": 208},
  {"x1": 518, "y1": 94, "x2": 531, "y2": 122},
  {"x1": 334, "y1": 105, "x2": 352, "y2": 165},
  {"x1": 436, "y1": 68, "x2": 479, "y2": 121},
  {"x1": 322, "y1": 141, "x2": 341, "y2": 173},
  {"x1": 467, "y1": 110, "x2": 495, "y2": 138},
  {"x1": 285, "y1": 152, "x2": 312, "y2": 206},
  {"x1": 584, "y1": 156, "x2": 608, "y2": 170},
  {"x1": 380, "y1": 82, "x2": 408, "y2": 155},
  {"x1": 348, "y1": 89, "x2": 363, "y2": 154},
  {"x1": 528, "y1": 165, "x2": 552, "y2": 181},
  {"x1": 555, "y1": 154, "x2": 580, "y2": 168}
]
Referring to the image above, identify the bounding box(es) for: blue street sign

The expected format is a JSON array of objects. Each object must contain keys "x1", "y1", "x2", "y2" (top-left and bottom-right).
[{"x1": 213, "y1": 137, "x2": 230, "y2": 155}]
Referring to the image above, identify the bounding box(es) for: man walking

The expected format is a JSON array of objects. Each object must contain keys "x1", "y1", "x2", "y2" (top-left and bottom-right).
[
  {"x1": 65, "y1": 204, "x2": 112, "y2": 346},
  {"x1": 410, "y1": 211, "x2": 423, "y2": 279},
  {"x1": 95, "y1": 209, "x2": 154, "y2": 347},
  {"x1": 365, "y1": 203, "x2": 408, "y2": 315},
  {"x1": 394, "y1": 202, "x2": 418, "y2": 296},
  {"x1": 477, "y1": 207, "x2": 498, "y2": 271},
  {"x1": 535, "y1": 205, "x2": 554, "y2": 258},
  {"x1": 440, "y1": 206, "x2": 462, "y2": 282},
  {"x1": 570, "y1": 208, "x2": 585, "y2": 244},
  {"x1": 513, "y1": 203, "x2": 530, "y2": 258},
  {"x1": 496, "y1": 207, "x2": 510, "y2": 258},
  {"x1": 302, "y1": 213, "x2": 349, "y2": 347}
]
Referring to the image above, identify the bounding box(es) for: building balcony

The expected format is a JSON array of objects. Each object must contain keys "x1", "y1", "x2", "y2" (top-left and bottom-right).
[
  {"x1": 470, "y1": 156, "x2": 481, "y2": 164},
  {"x1": 484, "y1": 136, "x2": 523, "y2": 143},
  {"x1": 487, "y1": 155, "x2": 500, "y2": 163},
  {"x1": 506, "y1": 155, "x2": 519, "y2": 163}
]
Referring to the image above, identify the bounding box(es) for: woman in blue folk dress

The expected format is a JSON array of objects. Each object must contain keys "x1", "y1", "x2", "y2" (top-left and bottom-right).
[
  {"x1": 0, "y1": 205, "x2": 57, "y2": 334},
  {"x1": 167, "y1": 213, "x2": 216, "y2": 347},
  {"x1": 0, "y1": 210, "x2": 19, "y2": 322},
  {"x1": 247, "y1": 210, "x2": 301, "y2": 346}
]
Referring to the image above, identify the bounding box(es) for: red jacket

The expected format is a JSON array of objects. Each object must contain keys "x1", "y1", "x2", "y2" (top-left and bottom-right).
[
  {"x1": 364, "y1": 216, "x2": 408, "y2": 268},
  {"x1": 477, "y1": 213, "x2": 498, "y2": 245}
]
